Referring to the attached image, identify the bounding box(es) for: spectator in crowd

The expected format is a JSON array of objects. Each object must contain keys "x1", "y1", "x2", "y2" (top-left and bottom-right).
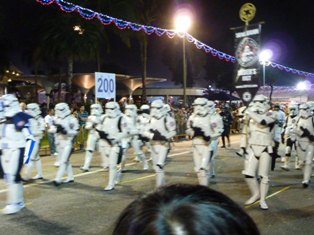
[
  {"x1": 113, "y1": 184, "x2": 260, "y2": 235},
  {"x1": 220, "y1": 105, "x2": 233, "y2": 148},
  {"x1": 20, "y1": 102, "x2": 27, "y2": 112},
  {"x1": 77, "y1": 105, "x2": 88, "y2": 150},
  {"x1": 44, "y1": 108, "x2": 57, "y2": 157}
]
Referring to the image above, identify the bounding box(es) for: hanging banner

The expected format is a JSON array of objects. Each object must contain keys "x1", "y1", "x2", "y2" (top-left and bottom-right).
[
  {"x1": 95, "y1": 72, "x2": 116, "y2": 100},
  {"x1": 233, "y1": 24, "x2": 261, "y2": 106}
]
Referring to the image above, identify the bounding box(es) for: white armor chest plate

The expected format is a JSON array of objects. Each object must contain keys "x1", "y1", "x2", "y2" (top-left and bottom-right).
[
  {"x1": 297, "y1": 117, "x2": 314, "y2": 146},
  {"x1": 102, "y1": 116, "x2": 120, "y2": 135},
  {"x1": 285, "y1": 115, "x2": 298, "y2": 139},
  {"x1": 0, "y1": 123, "x2": 26, "y2": 149},
  {"x1": 248, "y1": 119, "x2": 272, "y2": 146}
]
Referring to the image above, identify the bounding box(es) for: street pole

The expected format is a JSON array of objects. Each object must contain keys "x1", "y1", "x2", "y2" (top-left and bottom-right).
[
  {"x1": 183, "y1": 35, "x2": 187, "y2": 107},
  {"x1": 263, "y1": 62, "x2": 265, "y2": 86}
]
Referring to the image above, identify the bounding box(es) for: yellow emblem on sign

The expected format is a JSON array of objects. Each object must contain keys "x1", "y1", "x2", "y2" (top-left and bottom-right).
[{"x1": 239, "y1": 3, "x2": 256, "y2": 24}]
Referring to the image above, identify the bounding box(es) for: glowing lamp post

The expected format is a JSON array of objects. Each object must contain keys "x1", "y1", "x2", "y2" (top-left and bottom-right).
[
  {"x1": 174, "y1": 11, "x2": 192, "y2": 107},
  {"x1": 259, "y1": 49, "x2": 273, "y2": 86}
]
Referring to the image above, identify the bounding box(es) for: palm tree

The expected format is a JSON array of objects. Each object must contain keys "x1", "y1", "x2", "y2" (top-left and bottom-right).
[
  {"x1": 33, "y1": 0, "x2": 134, "y2": 102},
  {"x1": 132, "y1": 0, "x2": 170, "y2": 103}
]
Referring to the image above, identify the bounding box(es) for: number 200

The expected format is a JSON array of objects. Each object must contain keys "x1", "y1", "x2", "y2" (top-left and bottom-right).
[{"x1": 97, "y1": 77, "x2": 114, "y2": 93}]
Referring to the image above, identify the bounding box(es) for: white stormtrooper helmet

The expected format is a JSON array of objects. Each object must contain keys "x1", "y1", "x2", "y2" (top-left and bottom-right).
[
  {"x1": 150, "y1": 99, "x2": 165, "y2": 119},
  {"x1": 299, "y1": 103, "x2": 311, "y2": 119},
  {"x1": 140, "y1": 104, "x2": 150, "y2": 114},
  {"x1": 90, "y1": 103, "x2": 103, "y2": 116},
  {"x1": 192, "y1": 98, "x2": 208, "y2": 116},
  {"x1": 125, "y1": 104, "x2": 137, "y2": 117},
  {"x1": 288, "y1": 103, "x2": 299, "y2": 117},
  {"x1": 2, "y1": 94, "x2": 20, "y2": 117},
  {"x1": 27, "y1": 103, "x2": 41, "y2": 118},
  {"x1": 307, "y1": 101, "x2": 314, "y2": 115},
  {"x1": 250, "y1": 95, "x2": 270, "y2": 114},
  {"x1": 55, "y1": 103, "x2": 71, "y2": 119},
  {"x1": 163, "y1": 104, "x2": 171, "y2": 114},
  {"x1": 105, "y1": 101, "x2": 120, "y2": 118},
  {"x1": 206, "y1": 100, "x2": 216, "y2": 115}
]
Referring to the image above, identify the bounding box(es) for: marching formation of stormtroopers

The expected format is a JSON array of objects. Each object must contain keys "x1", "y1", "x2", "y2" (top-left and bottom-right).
[{"x1": 0, "y1": 93, "x2": 313, "y2": 215}]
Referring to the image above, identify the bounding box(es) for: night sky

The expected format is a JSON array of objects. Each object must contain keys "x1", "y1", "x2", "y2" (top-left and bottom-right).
[{"x1": 1, "y1": 0, "x2": 313, "y2": 87}]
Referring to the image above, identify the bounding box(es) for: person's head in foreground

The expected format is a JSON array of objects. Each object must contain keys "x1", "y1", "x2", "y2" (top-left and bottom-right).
[{"x1": 113, "y1": 184, "x2": 259, "y2": 235}]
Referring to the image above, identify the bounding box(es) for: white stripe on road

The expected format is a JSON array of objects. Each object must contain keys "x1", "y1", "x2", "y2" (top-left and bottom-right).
[{"x1": 0, "y1": 150, "x2": 192, "y2": 194}]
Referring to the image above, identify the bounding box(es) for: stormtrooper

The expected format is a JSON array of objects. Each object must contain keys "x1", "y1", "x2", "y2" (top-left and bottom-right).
[
  {"x1": 240, "y1": 94, "x2": 276, "y2": 210},
  {"x1": 281, "y1": 103, "x2": 300, "y2": 170},
  {"x1": 120, "y1": 104, "x2": 148, "y2": 171},
  {"x1": 186, "y1": 98, "x2": 222, "y2": 186},
  {"x1": 96, "y1": 101, "x2": 128, "y2": 191},
  {"x1": 49, "y1": 103, "x2": 79, "y2": 186},
  {"x1": 143, "y1": 100, "x2": 176, "y2": 187},
  {"x1": 207, "y1": 100, "x2": 224, "y2": 178},
  {"x1": 0, "y1": 94, "x2": 36, "y2": 214},
  {"x1": 293, "y1": 103, "x2": 314, "y2": 188},
  {"x1": 136, "y1": 104, "x2": 152, "y2": 154},
  {"x1": 271, "y1": 104, "x2": 286, "y2": 170},
  {"x1": 80, "y1": 103, "x2": 104, "y2": 172},
  {"x1": 24, "y1": 103, "x2": 46, "y2": 180}
]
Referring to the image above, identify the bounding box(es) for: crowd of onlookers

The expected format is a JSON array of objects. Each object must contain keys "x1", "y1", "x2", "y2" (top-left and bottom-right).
[{"x1": 39, "y1": 100, "x2": 247, "y2": 152}]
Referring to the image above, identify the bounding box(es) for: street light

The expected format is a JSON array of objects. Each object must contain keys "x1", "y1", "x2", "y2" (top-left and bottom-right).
[
  {"x1": 174, "y1": 10, "x2": 192, "y2": 107},
  {"x1": 259, "y1": 49, "x2": 273, "y2": 86}
]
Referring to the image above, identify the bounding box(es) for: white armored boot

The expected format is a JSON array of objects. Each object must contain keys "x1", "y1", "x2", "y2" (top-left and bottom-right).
[
  {"x1": 260, "y1": 182, "x2": 269, "y2": 210},
  {"x1": 138, "y1": 153, "x2": 149, "y2": 170},
  {"x1": 64, "y1": 163, "x2": 74, "y2": 183},
  {"x1": 33, "y1": 159, "x2": 43, "y2": 179},
  {"x1": 280, "y1": 156, "x2": 290, "y2": 171},
  {"x1": 302, "y1": 164, "x2": 312, "y2": 188},
  {"x1": 54, "y1": 162, "x2": 67, "y2": 186},
  {"x1": 81, "y1": 150, "x2": 93, "y2": 171},
  {"x1": 244, "y1": 178, "x2": 260, "y2": 205},
  {"x1": 2, "y1": 183, "x2": 23, "y2": 215},
  {"x1": 104, "y1": 167, "x2": 117, "y2": 191},
  {"x1": 295, "y1": 156, "x2": 301, "y2": 170},
  {"x1": 198, "y1": 169, "x2": 209, "y2": 186},
  {"x1": 24, "y1": 161, "x2": 34, "y2": 181},
  {"x1": 156, "y1": 172, "x2": 165, "y2": 187}
]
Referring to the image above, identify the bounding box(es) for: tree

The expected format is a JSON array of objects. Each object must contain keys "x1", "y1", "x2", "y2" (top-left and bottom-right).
[{"x1": 131, "y1": 0, "x2": 167, "y2": 103}]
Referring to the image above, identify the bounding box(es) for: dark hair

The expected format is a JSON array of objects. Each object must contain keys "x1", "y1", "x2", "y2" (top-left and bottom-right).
[{"x1": 113, "y1": 184, "x2": 259, "y2": 235}]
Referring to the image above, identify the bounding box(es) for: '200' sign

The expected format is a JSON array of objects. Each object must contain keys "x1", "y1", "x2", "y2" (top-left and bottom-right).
[{"x1": 95, "y1": 72, "x2": 116, "y2": 99}]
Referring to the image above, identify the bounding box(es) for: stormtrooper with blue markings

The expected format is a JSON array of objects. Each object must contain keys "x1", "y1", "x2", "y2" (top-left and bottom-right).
[
  {"x1": 292, "y1": 103, "x2": 314, "y2": 188},
  {"x1": 143, "y1": 100, "x2": 176, "y2": 187},
  {"x1": 49, "y1": 103, "x2": 79, "y2": 186},
  {"x1": 0, "y1": 94, "x2": 36, "y2": 214},
  {"x1": 120, "y1": 104, "x2": 148, "y2": 171},
  {"x1": 23, "y1": 103, "x2": 46, "y2": 180},
  {"x1": 186, "y1": 98, "x2": 222, "y2": 186},
  {"x1": 240, "y1": 94, "x2": 276, "y2": 210},
  {"x1": 281, "y1": 103, "x2": 300, "y2": 170},
  {"x1": 96, "y1": 101, "x2": 128, "y2": 191},
  {"x1": 80, "y1": 103, "x2": 104, "y2": 172}
]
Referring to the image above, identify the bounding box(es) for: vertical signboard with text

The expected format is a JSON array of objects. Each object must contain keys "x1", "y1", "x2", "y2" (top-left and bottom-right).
[
  {"x1": 95, "y1": 72, "x2": 116, "y2": 101},
  {"x1": 234, "y1": 24, "x2": 261, "y2": 106}
]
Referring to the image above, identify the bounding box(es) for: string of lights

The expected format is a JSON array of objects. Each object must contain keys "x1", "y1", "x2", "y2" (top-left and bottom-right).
[{"x1": 36, "y1": 0, "x2": 314, "y2": 79}]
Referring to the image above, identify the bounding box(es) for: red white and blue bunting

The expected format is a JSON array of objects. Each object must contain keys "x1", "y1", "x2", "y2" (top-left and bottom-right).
[{"x1": 36, "y1": 0, "x2": 314, "y2": 79}]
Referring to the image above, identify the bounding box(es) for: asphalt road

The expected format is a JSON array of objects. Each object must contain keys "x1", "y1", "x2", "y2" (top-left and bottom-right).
[{"x1": 0, "y1": 135, "x2": 313, "y2": 235}]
